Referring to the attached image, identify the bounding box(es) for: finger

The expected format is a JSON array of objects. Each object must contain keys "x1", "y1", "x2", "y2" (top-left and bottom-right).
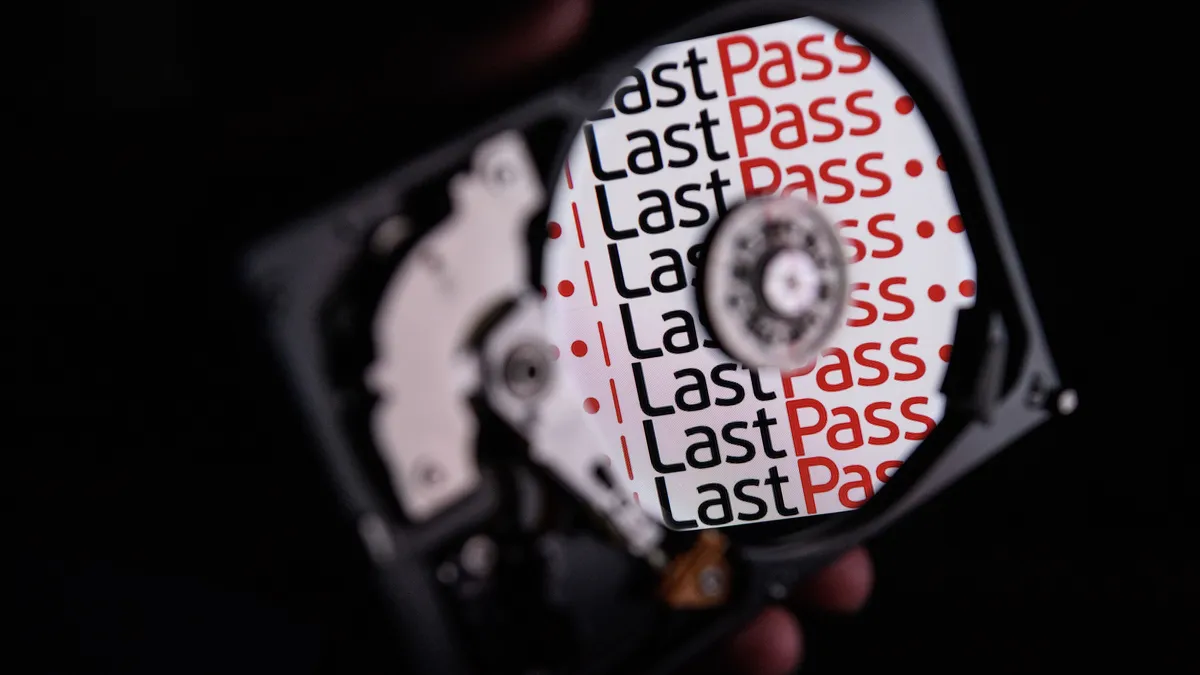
[
  {"x1": 796, "y1": 546, "x2": 874, "y2": 614},
  {"x1": 721, "y1": 606, "x2": 804, "y2": 675},
  {"x1": 219, "y1": 0, "x2": 593, "y2": 145},
  {"x1": 456, "y1": 0, "x2": 593, "y2": 82}
]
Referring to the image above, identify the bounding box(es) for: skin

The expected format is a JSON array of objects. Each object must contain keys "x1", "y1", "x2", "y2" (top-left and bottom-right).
[
  {"x1": 727, "y1": 547, "x2": 874, "y2": 675},
  {"x1": 461, "y1": 2, "x2": 876, "y2": 673}
]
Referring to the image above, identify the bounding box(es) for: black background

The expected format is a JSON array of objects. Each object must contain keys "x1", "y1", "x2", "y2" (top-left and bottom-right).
[{"x1": 10, "y1": 1, "x2": 1193, "y2": 673}]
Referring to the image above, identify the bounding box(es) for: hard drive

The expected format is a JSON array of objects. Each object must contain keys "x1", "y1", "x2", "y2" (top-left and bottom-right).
[{"x1": 243, "y1": 1, "x2": 1075, "y2": 673}]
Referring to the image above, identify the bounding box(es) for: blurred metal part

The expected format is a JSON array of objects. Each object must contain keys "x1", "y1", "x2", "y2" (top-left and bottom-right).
[
  {"x1": 480, "y1": 296, "x2": 667, "y2": 565},
  {"x1": 366, "y1": 132, "x2": 544, "y2": 522},
  {"x1": 701, "y1": 197, "x2": 849, "y2": 371}
]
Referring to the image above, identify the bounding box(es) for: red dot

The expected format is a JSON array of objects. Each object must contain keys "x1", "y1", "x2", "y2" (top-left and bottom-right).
[
  {"x1": 557, "y1": 280, "x2": 575, "y2": 297},
  {"x1": 936, "y1": 155, "x2": 946, "y2": 171},
  {"x1": 571, "y1": 340, "x2": 588, "y2": 357},
  {"x1": 948, "y1": 215, "x2": 964, "y2": 233},
  {"x1": 959, "y1": 279, "x2": 976, "y2": 297},
  {"x1": 895, "y1": 96, "x2": 915, "y2": 114},
  {"x1": 938, "y1": 345, "x2": 952, "y2": 362},
  {"x1": 583, "y1": 397, "x2": 600, "y2": 414},
  {"x1": 906, "y1": 160, "x2": 923, "y2": 177},
  {"x1": 547, "y1": 221, "x2": 562, "y2": 239},
  {"x1": 550, "y1": 345, "x2": 560, "y2": 360},
  {"x1": 928, "y1": 284, "x2": 946, "y2": 302},
  {"x1": 539, "y1": 285, "x2": 547, "y2": 298},
  {"x1": 917, "y1": 221, "x2": 934, "y2": 238}
]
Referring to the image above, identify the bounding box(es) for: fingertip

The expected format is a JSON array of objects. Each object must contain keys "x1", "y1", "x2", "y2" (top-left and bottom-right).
[
  {"x1": 458, "y1": 0, "x2": 593, "y2": 81},
  {"x1": 804, "y1": 546, "x2": 875, "y2": 614},
  {"x1": 726, "y1": 606, "x2": 804, "y2": 675}
]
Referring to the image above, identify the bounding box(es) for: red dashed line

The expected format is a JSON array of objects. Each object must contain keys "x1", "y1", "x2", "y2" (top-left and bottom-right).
[
  {"x1": 596, "y1": 321, "x2": 611, "y2": 367},
  {"x1": 571, "y1": 202, "x2": 586, "y2": 249},
  {"x1": 584, "y1": 261, "x2": 598, "y2": 307},
  {"x1": 609, "y1": 378, "x2": 623, "y2": 424},
  {"x1": 633, "y1": 492, "x2": 640, "y2": 505},
  {"x1": 620, "y1": 435, "x2": 634, "y2": 480},
  {"x1": 565, "y1": 161, "x2": 574, "y2": 190}
]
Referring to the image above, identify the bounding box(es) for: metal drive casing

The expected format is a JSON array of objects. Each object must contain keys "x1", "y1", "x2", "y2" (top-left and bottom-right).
[{"x1": 241, "y1": 2, "x2": 1067, "y2": 674}]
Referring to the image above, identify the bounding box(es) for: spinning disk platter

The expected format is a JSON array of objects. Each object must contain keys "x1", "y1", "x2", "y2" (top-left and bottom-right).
[{"x1": 543, "y1": 17, "x2": 977, "y2": 531}]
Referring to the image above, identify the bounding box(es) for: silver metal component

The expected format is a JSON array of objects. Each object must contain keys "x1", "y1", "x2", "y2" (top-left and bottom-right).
[
  {"x1": 503, "y1": 342, "x2": 553, "y2": 399},
  {"x1": 460, "y1": 535, "x2": 499, "y2": 578},
  {"x1": 698, "y1": 566, "x2": 726, "y2": 598},
  {"x1": 414, "y1": 458, "x2": 445, "y2": 485},
  {"x1": 365, "y1": 130, "x2": 663, "y2": 561},
  {"x1": 481, "y1": 297, "x2": 665, "y2": 562},
  {"x1": 702, "y1": 197, "x2": 850, "y2": 370},
  {"x1": 1056, "y1": 389, "x2": 1078, "y2": 416},
  {"x1": 366, "y1": 132, "x2": 544, "y2": 522},
  {"x1": 357, "y1": 513, "x2": 397, "y2": 564},
  {"x1": 761, "y1": 249, "x2": 822, "y2": 318}
]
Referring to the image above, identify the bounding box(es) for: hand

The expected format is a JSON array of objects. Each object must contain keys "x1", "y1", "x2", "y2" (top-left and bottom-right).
[{"x1": 714, "y1": 547, "x2": 874, "y2": 675}]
